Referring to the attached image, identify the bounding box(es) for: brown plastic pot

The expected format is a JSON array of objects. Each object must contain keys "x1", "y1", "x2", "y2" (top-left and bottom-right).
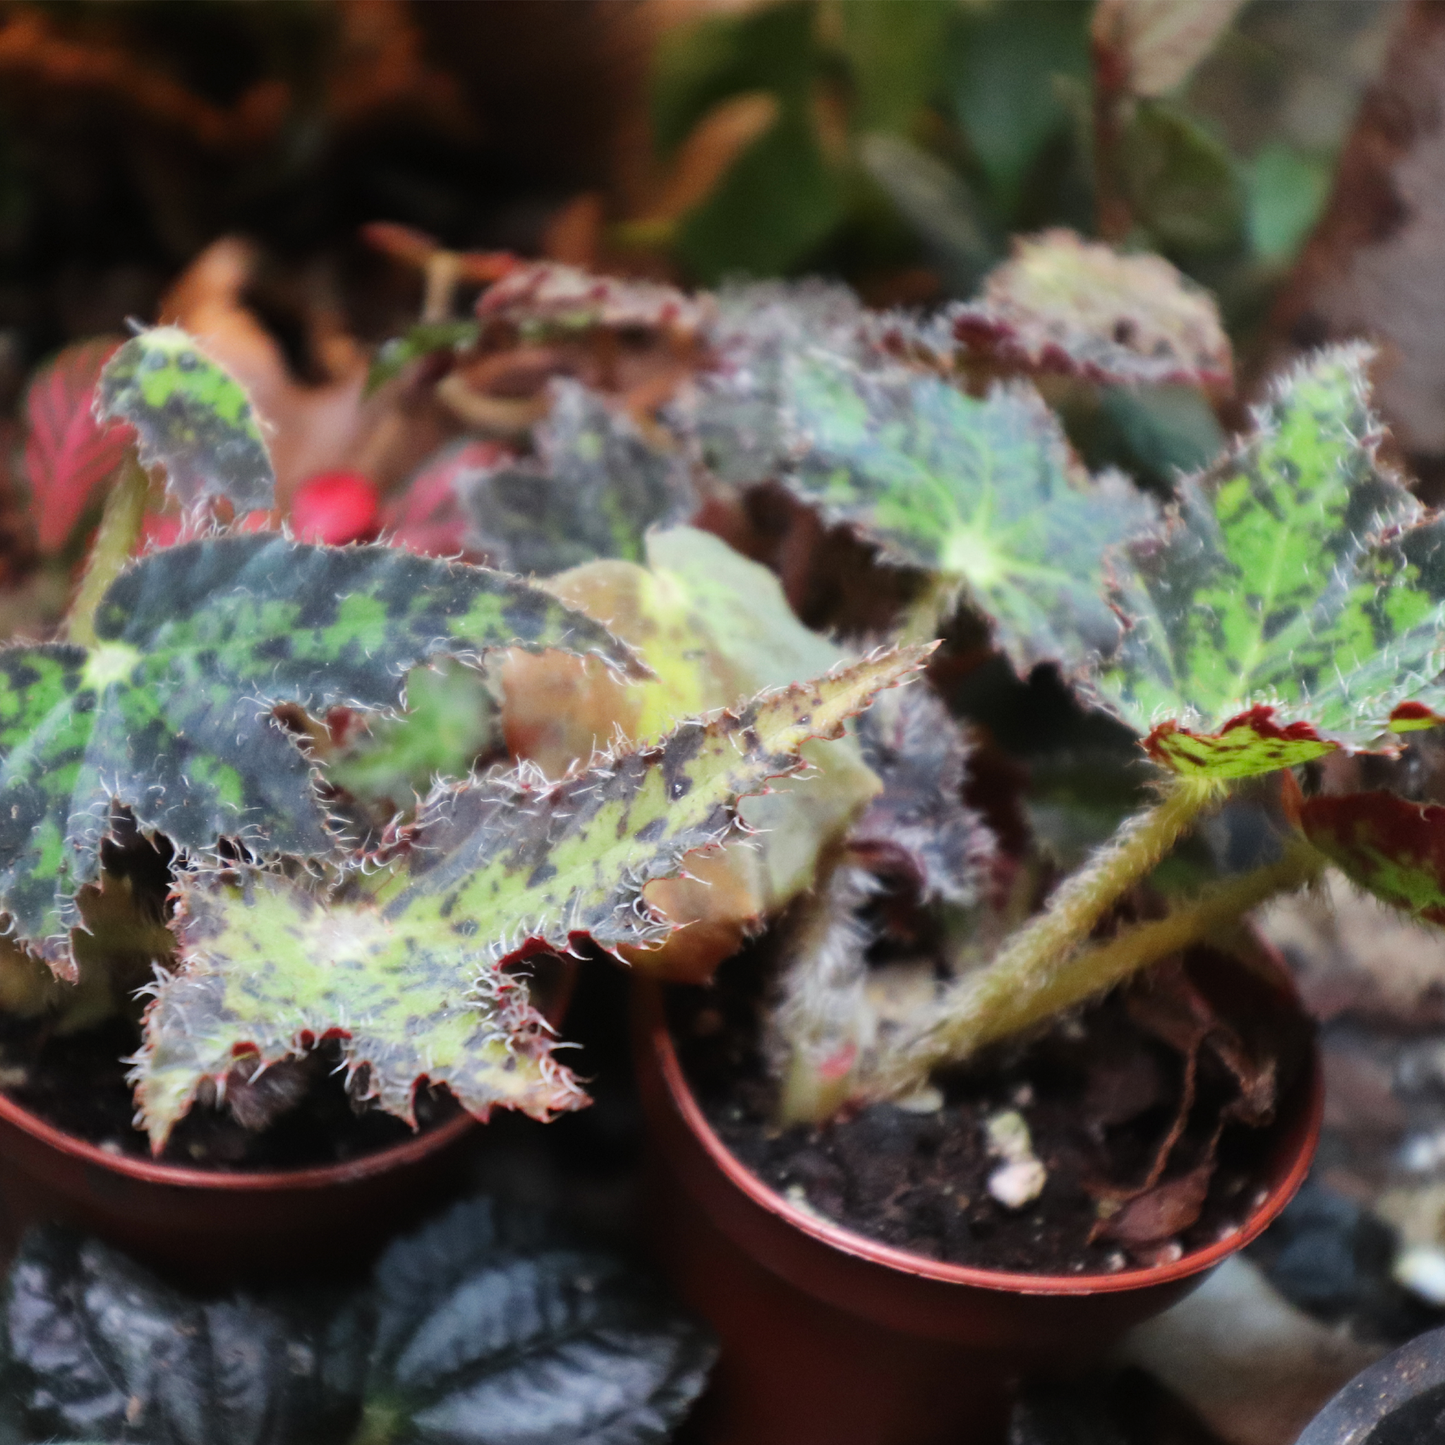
[
  {"x1": 0, "y1": 1094, "x2": 477, "y2": 1285},
  {"x1": 0, "y1": 956, "x2": 578, "y2": 1285},
  {"x1": 633, "y1": 942, "x2": 1323, "y2": 1445}
]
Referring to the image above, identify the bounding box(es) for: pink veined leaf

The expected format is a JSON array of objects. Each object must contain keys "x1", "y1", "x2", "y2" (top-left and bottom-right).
[
  {"x1": 24, "y1": 338, "x2": 135, "y2": 553},
  {"x1": 382, "y1": 439, "x2": 511, "y2": 559}
]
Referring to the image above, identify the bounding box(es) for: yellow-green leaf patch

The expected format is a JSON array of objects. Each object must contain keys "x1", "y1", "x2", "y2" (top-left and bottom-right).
[{"x1": 135, "y1": 646, "x2": 931, "y2": 1146}]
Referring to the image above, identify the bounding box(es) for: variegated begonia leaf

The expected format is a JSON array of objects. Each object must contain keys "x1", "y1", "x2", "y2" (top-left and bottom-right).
[
  {"x1": 677, "y1": 279, "x2": 872, "y2": 486},
  {"x1": 135, "y1": 645, "x2": 931, "y2": 1145},
  {"x1": 0, "y1": 533, "x2": 641, "y2": 960},
  {"x1": 851, "y1": 684, "x2": 992, "y2": 906},
  {"x1": 1295, "y1": 789, "x2": 1445, "y2": 925},
  {"x1": 938, "y1": 229, "x2": 1233, "y2": 389},
  {"x1": 501, "y1": 525, "x2": 882, "y2": 980},
  {"x1": 781, "y1": 349, "x2": 1158, "y2": 673},
  {"x1": 1096, "y1": 345, "x2": 1445, "y2": 778},
  {"x1": 94, "y1": 326, "x2": 274, "y2": 514},
  {"x1": 463, "y1": 382, "x2": 694, "y2": 576}
]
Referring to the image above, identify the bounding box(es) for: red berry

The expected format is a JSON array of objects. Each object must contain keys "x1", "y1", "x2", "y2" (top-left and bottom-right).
[{"x1": 291, "y1": 471, "x2": 380, "y2": 545}]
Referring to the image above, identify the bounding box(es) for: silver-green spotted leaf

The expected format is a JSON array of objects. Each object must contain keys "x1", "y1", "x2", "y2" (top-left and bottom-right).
[
  {"x1": 781, "y1": 350, "x2": 1158, "y2": 673},
  {"x1": 0, "y1": 534, "x2": 642, "y2": 956},
  {"x1": 464, "y1": 382, "x2": 693, "y2": 576},
  {"x1": 1096, "y1": 345, "x2": 1445, "y2": 775},
  {"x1": 135, "y1": 645, "x2": 932, "y2": 1145},
  {"x1": 94, "y1": 325, "x2": 274, "y2": 513}
]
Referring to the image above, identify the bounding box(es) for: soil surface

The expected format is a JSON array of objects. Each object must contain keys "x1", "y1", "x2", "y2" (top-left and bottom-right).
[
  {"x1": 671, "y1": 941, "x2": 1313, "y2": 1275},
  {"x1": 0, "y1": 1016, "x2": 459, "y2": 1171}
]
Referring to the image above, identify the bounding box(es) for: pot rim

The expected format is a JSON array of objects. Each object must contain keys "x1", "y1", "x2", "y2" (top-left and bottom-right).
[
  {"x1": 642, "y1": 978, "x2": 1322, "y2": 1298},
  {"x1": 0, "y1": 1086, "x2": 477, "y2": 1194}
]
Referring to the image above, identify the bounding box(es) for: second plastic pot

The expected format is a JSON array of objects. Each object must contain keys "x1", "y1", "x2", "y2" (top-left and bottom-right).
[{"x1": 633, "y1": 940, "x2": 1323, "y2": 1445}]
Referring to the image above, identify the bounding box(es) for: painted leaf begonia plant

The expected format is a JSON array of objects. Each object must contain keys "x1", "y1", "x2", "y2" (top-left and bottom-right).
[
  {"x1": 15, "y1": 223, "x2": 1445, "y2": 1159},
  {"x1": 0, "y1": 322, "x2": 928, "y2": 1151}
]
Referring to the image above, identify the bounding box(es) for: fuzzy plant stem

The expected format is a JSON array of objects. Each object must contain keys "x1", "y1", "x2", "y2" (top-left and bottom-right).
[
  {"x1": 769, "y1": 862, "x2": 879, "y2": 1129},
  {"x1": 884, "y1": 772, "x2": 1228, "y2": 1088},
  {"x1": 65, "y1": 458, "x2": 149, "y2": 647},
  {"x1": 885, "y1": 842, "x2": 1324, "y2": 1091}
]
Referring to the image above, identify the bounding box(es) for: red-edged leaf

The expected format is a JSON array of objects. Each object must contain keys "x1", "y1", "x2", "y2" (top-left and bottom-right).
[
  {"x1": 1143, "y1": 705, "x2": 1336, "y2": 778},
  {"x1": 1297, "y1": 789, "x2": 1445, "y2": 925},
  {"x1": 24, "y1": 338, "x2": 134, "y2": 552},
  {"x1": 382, "y1": 440, "x2": 509, "y2": 559}
]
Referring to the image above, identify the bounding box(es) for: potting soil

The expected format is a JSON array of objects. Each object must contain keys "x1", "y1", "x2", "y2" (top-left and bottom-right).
[{"x1": 672, "y1": 944, "x2": 1312, "y2": 1275}]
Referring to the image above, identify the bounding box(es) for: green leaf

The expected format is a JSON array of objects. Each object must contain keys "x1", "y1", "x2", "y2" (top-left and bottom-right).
[
  {"x1": 136, "y1": 645, "x2": 930, "y2": 1144},
  {"x1": 781, "y1": 350, "x2": 1157, "y2": 673},
  {"x1": 463, "y1": 382, "x2": 693, "y2": 575},
  {"x1": 94, "y1": 326, "x2": 274, "y2": 514},
  {"x1": 328, "y1": 661, "x2": 502, "y2": 814},
  {"x1": 857, "y1": 134, "x2": 994, "y2": 296},
  {"x1": 0, "y1": 535, "x2": 641, "y2": 956},
  {"x1": 945, "y1": 0, "x2": 1091, "y2": 217},
  {"x1": 361, "y1": 1195, "x2": 715, "y2": 1444},
  {"x1": 649, "y1": 1, "x2": 816, "y2": 158},
  {"x1": 1244, "y1": 143, "x2": 1332, "y2": 264},
  {"x1": 835, "y1": 0, "x2": 953, "y2": 133},
  {"x1": 1121, "y1": 99, "x2": 1243, "y2": 254},
  {"x1": 367, "y1": 319, "x2": 479, "y2": 395},
  {"x1": 674, "y1": 104, "x2": 846, "y2": 284},
  {"x1": 5, "y1": 1226, "x2": 366, "y2": 1445},
  {"x1": 1097, "y1": 346, "x2": 1445, "y2": 776},
  {"x1": 1296, "y1": 789, "x2": 1445, "y2": 925},
  {"x1": 941, "y1": 229, "x2": 1233, "y2": 388}
]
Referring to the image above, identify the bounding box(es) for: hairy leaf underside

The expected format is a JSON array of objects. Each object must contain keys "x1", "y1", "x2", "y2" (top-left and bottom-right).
[
  {"x1": 0, "y1": 534, "x2": 639, "y2": 958},
  {"x1": 136, "y1": 647, "x2": 929, "y2": 1145},
  {"x1": 940, "y1": 229, "x2": 1233, "y2": 388},
  {"x1": 781, "y1": 350, "x2": 1157, "y2": 673},
  {"x1": 1297, "y1": 789, "x2": 1445, "y2": 924},
  {"x1": 95, "y1": 326, "x2": 275, "y2": 514},
  {"x1": 464, "y1": 382, "x2": 693, "y2": 576},
  {"x1": 1097, "y1": 346, "x2": 1445, "y2": 776}
]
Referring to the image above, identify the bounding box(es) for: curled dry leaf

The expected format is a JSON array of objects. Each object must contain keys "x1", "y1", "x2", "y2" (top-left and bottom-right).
[
  {"x1": 501, "y1": 526, "x2": 883, "y2": 981},
  {"x1": 940, "y1": 230, "x2": 1233, "y2": 390}
]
